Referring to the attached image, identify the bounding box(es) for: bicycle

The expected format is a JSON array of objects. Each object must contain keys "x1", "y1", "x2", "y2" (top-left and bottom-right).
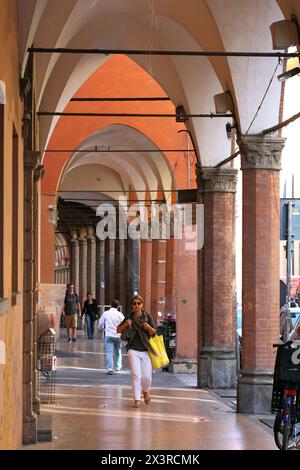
[{"x1": 272, "y1": 341, "x2": 300, "y2": 450}]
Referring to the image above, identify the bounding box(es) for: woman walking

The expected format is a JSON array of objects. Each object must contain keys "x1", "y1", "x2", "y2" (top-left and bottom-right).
[
  {"x1": 117, "y1": 295, "x2": 156, "y2": 407},
  {"x1": 82, "y1": 292, "x2": 98, "y2": 339}
]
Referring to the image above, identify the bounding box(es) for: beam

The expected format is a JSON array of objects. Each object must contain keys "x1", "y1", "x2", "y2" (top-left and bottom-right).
[
  {"x1": 70, "y1": 97, "x2": 170, "y2": 102},
  {"x1": 37, "y1": 111, "x2": 233, "y2": 118},
  {"x1": 28, "y1": 47, "x2": 300, "y2": 58},
  {"x1": 42, "y1": 148, "x2": 194, "y2": 153}
]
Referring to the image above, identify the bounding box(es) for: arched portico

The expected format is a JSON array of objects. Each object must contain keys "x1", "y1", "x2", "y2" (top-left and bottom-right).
[
  {"x1": 16, "y1": 3, "x2": 298, "y2": 450},
  {"x1": 31, "y1": 1, "x2": 288, "y2": 411}
]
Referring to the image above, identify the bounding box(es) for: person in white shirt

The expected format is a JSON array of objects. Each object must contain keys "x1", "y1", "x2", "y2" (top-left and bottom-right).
[{"x1": 98, "y1": 299, "x2": 124, "y2": 374}]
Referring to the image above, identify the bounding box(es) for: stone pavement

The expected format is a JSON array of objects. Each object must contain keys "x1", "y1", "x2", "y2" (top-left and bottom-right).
[{"x1": 23, "y1": 330, "x2": 277, "y2": 450}]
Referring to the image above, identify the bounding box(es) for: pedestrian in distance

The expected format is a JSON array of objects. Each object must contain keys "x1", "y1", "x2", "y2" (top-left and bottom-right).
[
  {"x1": 62, "y1": 283, "x2": 81, "y2": 342},
  {"x1": 82, "y1": 292, "x2": 98, "y2": 339},
  {"x1": 98, "y1": 299, "x2": 124, "y2": 374},
  {"x1": 117, "y1": 294, "x2": 156, "y2": 408}
]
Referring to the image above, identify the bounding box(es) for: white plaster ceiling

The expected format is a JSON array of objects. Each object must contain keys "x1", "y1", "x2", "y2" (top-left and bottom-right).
[
  {"x1": 19, "y1": 0, "x2": 287, "y2": 165},
  {"x1": 58, "y1": 124, "x2": 176, "y2": 206}
]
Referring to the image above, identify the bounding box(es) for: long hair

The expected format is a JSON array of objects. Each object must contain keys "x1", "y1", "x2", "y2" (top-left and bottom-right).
[{"x1": 130, "y1": 294, "x2": 144, "y2": 308}]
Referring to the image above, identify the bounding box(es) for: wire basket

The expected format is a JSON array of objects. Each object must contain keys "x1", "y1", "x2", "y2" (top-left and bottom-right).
[{"x1": 37, "y1": 328, "x2": 57, "y2": 404}]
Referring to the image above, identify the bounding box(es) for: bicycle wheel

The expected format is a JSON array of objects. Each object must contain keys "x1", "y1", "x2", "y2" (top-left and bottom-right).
[
  {"x1": 274, "y1": 413, "x2": 295, "y2": 450},
  {"x1": 282, "y1": 420, "x2": 292, "y2": 450}
]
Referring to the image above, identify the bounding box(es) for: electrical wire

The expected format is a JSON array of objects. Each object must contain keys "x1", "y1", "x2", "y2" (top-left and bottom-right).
[{"x1": 245, "y1": 59, "x2": 282, "y2": 135}]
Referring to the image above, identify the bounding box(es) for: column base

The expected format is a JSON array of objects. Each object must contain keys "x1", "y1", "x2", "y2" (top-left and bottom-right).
[
  {"x1": 237, "y1": 369, "x2": 273, "y2": 414},
  {"x1": 23, "y1": 414, "x2": 37, "y2": 445},
  {"x1": 199, "y1": 347, "x2": 237, "y2": 388},
  {"x1": 37, "y1": 414, "x2": 53, "y2": 442},
  {"x1": 170, "y1": 358, "x2": 197, "y2": 374},
  {"x1": 32, "y1": 399, "x2": 40, "y2": 415}
]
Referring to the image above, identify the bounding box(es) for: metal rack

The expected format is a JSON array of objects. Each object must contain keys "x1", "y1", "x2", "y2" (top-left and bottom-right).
[{"x1": 37, "y1": 328, "x2": 57, "y2": 404}]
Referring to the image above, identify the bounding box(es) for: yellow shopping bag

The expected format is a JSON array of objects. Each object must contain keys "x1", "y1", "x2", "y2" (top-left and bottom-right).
[{"x1": 149, "y1": 335, "x2": 170, "y2": 369}]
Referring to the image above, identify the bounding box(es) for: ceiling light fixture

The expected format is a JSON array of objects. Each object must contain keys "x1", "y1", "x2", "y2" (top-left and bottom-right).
[{"x1": 277, "y1": 66, "x2": 300, "y2": 82}]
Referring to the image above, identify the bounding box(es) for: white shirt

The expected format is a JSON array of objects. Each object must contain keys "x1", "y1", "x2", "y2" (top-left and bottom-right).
[{"x1": 98, "y1": 308, "x2": 124, "y2": 338}]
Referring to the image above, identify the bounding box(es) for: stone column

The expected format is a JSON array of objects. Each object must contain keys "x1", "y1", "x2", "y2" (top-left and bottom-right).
[
  {"x1": 96, "y1": 238, "x2": 105, "y2": 309},
  {"x1": 197, "y1": 189, "x2": 205, "y2": 385},
  {"x1": 87, "y1": 227, "x2": 96, "y2": 297},
  {"x1": 165, "y1": 237, "x2": 176, "y2": 314},
  {"x1": 78, "y1": 229, "x2": 87, "y2": 305},
  {"x1": 114, "y1": 238, "x2": 121, "y2": 302},
  {"x1": 237, "y1": 134, "x2": 285, "y2": 413},
  {"x1": 70, "y1": 230, "x2": 79, "y2": 294},
  {"x1": 126, "y1": 238, "x2": 140, "y2": 301},
  {"x1": 23, "y1": 150, "x2": 42, "y2": 444},
  {"x1": 105, "y1": 238, "x2": 115, "y2": 305},
  {"x1": 118, "y1": 238, "x2": 126, "y2": 312},
  {"x1": 197, "y1": 166, "x2": 238, "y2": 388},
  {"x1": 140, "y1": 240, "x2": 152, "y2": 313}
]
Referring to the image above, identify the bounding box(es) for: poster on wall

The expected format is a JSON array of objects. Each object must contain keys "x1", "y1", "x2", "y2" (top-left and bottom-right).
[{"x1": 37, "y1": 283, "x2": 66, "y2": 340}]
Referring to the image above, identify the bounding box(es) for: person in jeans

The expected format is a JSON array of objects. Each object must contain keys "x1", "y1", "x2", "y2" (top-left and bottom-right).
[
  {"x1": 62, "y1": 283, "x2": 81, "y2": 342},
  {"x1": 82, "y1": 292, "x2": 98, "y2": 339},
  {"x1": 117, "y1": 294, "x2": 156, "y2": 408},
  {"x1": 98, "y1": 299, "x2": 124, "y2": 374}
]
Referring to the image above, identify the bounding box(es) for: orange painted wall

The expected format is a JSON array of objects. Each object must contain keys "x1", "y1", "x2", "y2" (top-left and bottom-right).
[
  {"x1": 39, "y1": 55, "x2": 198, "y2": 362},
  {"x1": 40, "y1": 194, "x2": 56, "y2": 283},
  {"x1": 41, "y1": 55, "x2": 197, "y2": 194},
  {"x1": 40, "y1": 55, "x2": 197, "y2": 284},
  {"x1": 0, "y1": 0, "x2": 24, "y2": 450}
]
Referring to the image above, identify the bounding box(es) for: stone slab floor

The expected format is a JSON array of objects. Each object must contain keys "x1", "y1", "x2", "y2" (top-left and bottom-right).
[{"x1": 23, "y1": 329, "x2": 277, "y2": 450}]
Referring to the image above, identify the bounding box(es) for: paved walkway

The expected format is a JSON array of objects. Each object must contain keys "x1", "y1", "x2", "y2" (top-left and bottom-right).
[{"x1": 24, "y1": 330, "x2": 277, "y2": 450}]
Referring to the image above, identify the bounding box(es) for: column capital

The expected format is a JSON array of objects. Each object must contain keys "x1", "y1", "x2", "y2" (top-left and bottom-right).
[
  {"x1": 196, "y1": 166, "x2": 238, "y2": 193},
  {"x1": 24, "y1": 151, "x2": 44, "y2": 180},
  {"x1": 70, "y1": 230, "x2": 79, "y2": 242},
  {"x1": 237, "y1": 134, "x2": 285, "y2": 171},
  {"x1": 86, "y1": 226, "x2": 96, "y2": 240},
  {"x1": 48, "y1": 205, "x2": 57, "y2": 226},
  {"x1": 78, "y1": 228, "x2": 88, "y2": 243},
  {"x1": 24, "y1": 150, "x2": 42, "y2": 170}
]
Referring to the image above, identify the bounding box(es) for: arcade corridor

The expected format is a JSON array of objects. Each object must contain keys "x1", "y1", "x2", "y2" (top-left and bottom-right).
[{"x1": 1, "y1": 0, "x2": 300, "y2": 450}]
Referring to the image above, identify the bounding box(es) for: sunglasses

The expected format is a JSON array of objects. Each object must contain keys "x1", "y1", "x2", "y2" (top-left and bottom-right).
[{"x1": 132, "y1": 301, "x2": 142, "y2": 306}]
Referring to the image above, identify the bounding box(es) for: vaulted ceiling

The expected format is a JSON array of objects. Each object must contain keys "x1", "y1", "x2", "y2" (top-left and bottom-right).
[{"x1": 18, "y1": 0, "x2": 295, "y2": 167}]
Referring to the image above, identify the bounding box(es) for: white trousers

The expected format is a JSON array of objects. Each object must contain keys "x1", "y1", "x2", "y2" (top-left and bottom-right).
[{"x1": 127, "y1": 349, "x2": 152, "y2": 400}]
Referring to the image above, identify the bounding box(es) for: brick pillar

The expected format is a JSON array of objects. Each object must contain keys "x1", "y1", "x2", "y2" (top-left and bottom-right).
[
  {"x1": 78, "y1": 229, "x2": 87, "y2": 305},
  {"x1": 70, "y1": 230, "x2": 79, "y2": 295},
  {"x1": 197, "y1": 167, "x2": 238, "y2": 388},
  {"x1": 172, "y1": 229, "x2": 198, "y2": 373},
  {"x1": 96, "y1": 238, "x2": 105, "y2": 309},
  {"x1": 237, "y1": 134, "x2": 285, "y2": 413},
  {"x1": 87, "y1": 227, "x2": 96, "y2": 297},
  {"x1": 140, "y1": 240, "x2": 152, "y2": 313},
  {"x1": 151, "y1": 239, "x2": 167, "y2": 322}
]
